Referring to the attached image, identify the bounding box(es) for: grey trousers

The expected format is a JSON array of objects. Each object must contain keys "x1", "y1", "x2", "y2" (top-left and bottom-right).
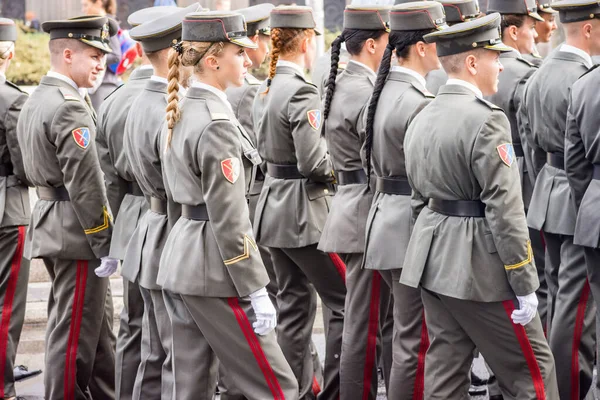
[{"x1": 0, "y1": 226, "x2": 29, "y2": 398}]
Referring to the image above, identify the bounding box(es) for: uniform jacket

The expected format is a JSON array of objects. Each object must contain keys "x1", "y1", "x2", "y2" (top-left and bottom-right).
[
  {"x1": 363, "y1": 70, "x2": 433, "y2": 271},
  {"x1": 401, "y1": 84, "x2": 538, "y2": 302},
  {"x1": 425, "y1": 68, "x2": 447, "y2": 96},
  {"x1": 486, "y1": 51, "x2": 537, "y2": 208},
  {"x1": 522, "y1": 52, "x2": 543, "y2": 67},
  {"x1": 17, "y1": 76, "x2": 112, "y2": 260},
  {"x1": 0, "y1": 76, "x2": 30, "y2": 227},
  {"x1": 96, "y1": 66, "x2": 152, "y2": 260},
  {"x1": 158, "y1": 86, "x2": 268, "y2": 298},
  {"x1": 311, "y1": 47, "x2": 350, "y2": 97},
  {"x1": 522, "y1": 49, "x2": 589, "y2": 235},
  {"x1": 122, "y1": 79, "x2": 174, "y2": 289},
  {"x1": 252, "y1": 65, "x2": 335, "y2": 249},
  {"x1": 318, "y1": 61, "x2": 374, "y2": 254},
  {"x1": 565, "y1": 66, "x2": 600, "y2": 248}
]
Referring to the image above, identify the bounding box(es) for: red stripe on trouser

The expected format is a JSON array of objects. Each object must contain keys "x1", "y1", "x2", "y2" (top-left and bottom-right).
[
  {"x1": 361, "y1": 271, "x2": 381, "y2": 400},
  {"x1": 502, "y1": 300, "x2": 546, "y2": 399},
  {"x1": 64, "y1": 261, "x2": 88, "y2": 400},
  {"x1": 312, "y1": 376, "x2": 321, "y2": 396},
  {"x1": 413, "y1": 311, "x2": 429, "y2": 400},
  {"x1": 328, "y1": 253, "x2": 346, "y2": 284},
  {"x1": 0, "y1": 226, "x2": 25, "y2": 397},
  {"x1": 570, "y1": 280, "x2": 590, "y2": 400},
  {"x1": 228, "y1": 298, "x2": 285, "y2": 400}
]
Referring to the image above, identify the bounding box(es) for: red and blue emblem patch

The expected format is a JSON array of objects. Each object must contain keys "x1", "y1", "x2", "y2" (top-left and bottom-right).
[
  {"x1": 72, "y1": 127, "x2": 91, "y2": 149},
  {"x1": 497, "y1": 143, "x2": 515, "y2": 167},
  {"x1": 307, "y1": 110, "x2": 322, "y2": 131}
]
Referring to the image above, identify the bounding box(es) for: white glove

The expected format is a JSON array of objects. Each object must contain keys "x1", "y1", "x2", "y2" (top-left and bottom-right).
[
  {"x1": 249, "y1": 287, "x2": 277, "y2": 336},
  {"x1": 95, "y1": 257, "x2": 119, "y2": 277},
  {"x1": 511, "y1": 292, "x2": 538, "y2": 326}
]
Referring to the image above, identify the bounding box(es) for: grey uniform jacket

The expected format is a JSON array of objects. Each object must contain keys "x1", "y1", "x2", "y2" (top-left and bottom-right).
[
  {"x1": 565, "y1": 65, "x2": 600, "y2": 248},
  {"x1": 311, "y1": 47, "x2": 350, "y2": 97},
  {"x1": 17, "y1": 76, "x2": 112, "y2": 260},
  {"x1": 522, "y1": 49, "x2": 590, "y2": 235},
  {"x1": 318, "y1": 61, "x2": 374, "y2": 254},
  {"x1": 0, "y1": 77, "x2": 30, "y2": 227},
  {"x1": 252, "y1": 65, "x2": 335, "y2": 249},
  {"x1": 158, "y1": 87, "x2": 268, "y2": 298},
  {"x1": 401, "y1": 84, "x2": 538, "y2": 302},
  {"x1": 363, "y1": 70, "x2": 433, "y2": 271},
  {"x1": 96, "y1": 66, "x2": 152, "y2": 260},
  {"x1": 522, "y1": 52, "x2": 544, "y2": 67},
  {"x1": 122, "y1": 79, "x2": 173, "y2": 289},
  {"x1": 485, "y1": 51, "x2": 537, "y2": 208},
  {"x1": 425, "y1": 68, "x2": 447, "y2": 96}
]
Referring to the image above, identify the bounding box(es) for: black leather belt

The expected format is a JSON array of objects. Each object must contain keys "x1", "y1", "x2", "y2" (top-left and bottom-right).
[
  {"x1": 181, "y1": 204, "x2": 209, "y2": 221},
  {"x1": 336, "y1": 169, "x2": 367, "y2": 185},
  {"x1": 37, "y1": 186, "x2": 70, "y2": 201},
  {"x1": 0, "y1": 164, "x2": 13, "y2": 177},
  {"x1": 593, "y1": 165, "x2": 600, "y2": 180},
  {"x1": 513, "y1": 143, "x2": 524, "y2": 158},
  {"x1": 376, "y1": 177, "x2": 411, "y2": 195},
  {"x1": 428, "y1": 199, "x2": 486, "y2": 217},
  {"x1": 126, "y1": 181, "x2": 144, "y2": 196},
  {"x1": 266, "y1": 163, "x2": 303, "y2": 179},
  {"x1": 547, "y1": 153, "x2": 564, "y2": 170},
  {"x1": 150, "y1": 197, "x2": 167, "y2": 215}
]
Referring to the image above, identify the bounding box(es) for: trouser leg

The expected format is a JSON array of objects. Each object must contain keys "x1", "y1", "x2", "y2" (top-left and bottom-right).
[
  {"x1": 530, "y1": 228, "x2": 547, "y2": 331},
  {"x1": 0, "y1": 226, "x2": 28, "y2": 398},
  {"x1": 164, "y1": 290, "x2": 217, "y2": 400},
  {"x1": 180, "y1": 294, "x2": 299, "y2": 400},
  {"x1": 43, "y1": 258, "x2": 108, "y2": 400},
  {"x1": 278, "y1": 246, "x2": 346, "y2": 400},
  {"x1": 132, "y1": 286, "x2": 166, "y2": 400},
  {"x1": 339, "y1": 253, "x2": 383, "y2": 400},
  {"x1": 151, "y1": 289, "x2": 173, "y2": 400},
  {"x1": 545, "y1": 234, "x2": 594, "y2": 400},
  {"x1": 115, "y1": 278, "x2": 143, "y2": 400},
  {"x1": 89, "y1": 282, "x2": 116, "y2": 399}
]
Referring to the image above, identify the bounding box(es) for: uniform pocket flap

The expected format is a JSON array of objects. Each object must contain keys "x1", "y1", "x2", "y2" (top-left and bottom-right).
[{"x1": 305, "y1": 182, "x2": 334, "y2": 201}]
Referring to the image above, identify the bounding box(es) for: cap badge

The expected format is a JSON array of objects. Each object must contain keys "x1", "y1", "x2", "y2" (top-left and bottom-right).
[{"x1": 101, "y1": 23, "x2": 109, "y2": 41}]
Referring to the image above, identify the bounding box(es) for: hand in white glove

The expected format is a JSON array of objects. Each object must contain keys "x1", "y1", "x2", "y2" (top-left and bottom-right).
[
  {"x1": 249, "y1": 287, "x2": 277, "y2": 336},
  {"x1": 511, "y1": 292, "x2": 538, "y2": 326},
  {"x1": 95, "y1": 257, "x2": 119, "y2": 278}
]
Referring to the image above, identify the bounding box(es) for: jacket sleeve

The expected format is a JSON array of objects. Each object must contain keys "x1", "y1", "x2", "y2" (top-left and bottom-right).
[
  {"x1": 198, "y1": 121, "x2": 269, "y2": 297},
  {"x1": 4, "y1": 92, "x2": 31, "y2": 186},
  {"x1": 288, "y1": 84, "x2": 334, "y2": 183},
  {"x1": 96, "y1": 106, "x2": 129, "y2": 217},
  {"x1": 565, "y1": 91, "x2": 593, "y2": 210},
  {"x1": 52, "y1": 100, "x2": 112, "y2": 258},
  {"x1": 519, "y1": 82, "x2": 546, "y2": 180},
  {"x1": 472, "y1": 110, "x2": 539, "y2": 297}
]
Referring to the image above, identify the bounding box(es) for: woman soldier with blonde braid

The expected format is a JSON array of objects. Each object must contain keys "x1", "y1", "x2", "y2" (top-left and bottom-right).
[
  {"x1": 317, "y1": 5, "x2": 390, "y2": 400},
  {"x1": 362, "y1": 2, "x2": 446, "y2": 399},
  {"x1": 252, "y1": 6, "x2": 346, "y2": 400},
  {"x1": 157, "y1": 11, "x2": 298, "y2": 400}
]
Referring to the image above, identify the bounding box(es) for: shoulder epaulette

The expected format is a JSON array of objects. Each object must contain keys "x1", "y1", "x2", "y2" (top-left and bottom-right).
[
  {"x1": 517, "y1": 56, "x2": 536, "y2": 68},
  {"x1": 59, "y1": 87, "x2": 81, "y2": 102},
  {"x1": 579, "y1": 64, "x2": 600, "y2": 80},
  {"x1": 245, "y1": 74, "x2": 261, "y2": 85},
  {"x1": 4, "y1": 80, "x2": 26, "y2": 94},
  {"x1": 102, "y1": 84, "x2": 124, "y2": 101},
  {"x1": 476, "y1": 96, "x2": 503, "y2": 111},
  {"x1": 205, "y1": 98, "x2": 230, "y2": 121},
  {"x1": 411, "y1": 83, "x2": 435, "y2": 99}
]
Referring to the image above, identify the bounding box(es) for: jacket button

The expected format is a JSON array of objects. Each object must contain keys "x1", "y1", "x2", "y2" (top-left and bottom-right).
[{"x1": 324, "y1": 189, "x2": 329, "y2": 194}]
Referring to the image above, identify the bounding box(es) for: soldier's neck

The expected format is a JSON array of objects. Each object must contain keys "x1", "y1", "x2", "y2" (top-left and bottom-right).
[
  {"x1": 279, "y1": 55, "x2": 306, "y2": 71},
  {"x1": 565, "y1": 35, "x2": 592, "y2": 57},
  {"x1": 395, "y1": 58, "x2": 427, "y2": 78},
  {"x1": 351, "y1": 53, "x2": 377, "y2": 73},
  {"x1": 150, "y1": 59, "x2": 169, "y2": 79}
]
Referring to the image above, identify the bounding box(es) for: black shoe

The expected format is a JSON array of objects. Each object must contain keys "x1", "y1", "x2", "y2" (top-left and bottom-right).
[
  {"x1": 470, "y1": 370, "x2": 488, "y2": 386},
  {"x1": 468, "y1": 370, "x2": 488, "y2": 395},
  {"x1": 13, "y1": 365, "x2": 42, "y2": 382},
  {"x1": 489, "y1": 396, "x2": 504, "y2": 400}
]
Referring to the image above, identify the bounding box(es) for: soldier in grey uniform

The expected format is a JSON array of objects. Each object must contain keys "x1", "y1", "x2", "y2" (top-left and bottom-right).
[
  {"x1": 362, "y1": 3, "x2": 445, "y2": 399},
  {"x1": 485, "y1": 0, "x2": 549, "y2": 330},
  {"x1": 16, "y1": 15, "x2": 119, "y2": 400},
  {"x1": 318, "y1": 6, "x2": 390, "y2": 399},
  {"x1": 521, "y1": 1, "x2": 600, "y2": 397},
  {"x1": 0, "y1": 18, "x2": 36, "y2": 400},
  {"x1": 402, "y1": 13, "x2": 558, "y2": 399},
  {"x1": 565, "y1": 64, "x2": 600, "y2": 400},
  {"x1": 253, "y1": 6, "x2": 347, "y2": 399},
  {"x1": 123, "y1": 4, "x2": 202, "y2": 399},
  {"x1": 311, "y1": 46, "x2": 350, "y2": 97},
  {"x1": 523, "y1": 2, "x2": 558, "y2": 66},
  {"x1": 158, "y1": 11, "x2": 298, "y2": 400},
  {"x1": 425, "y1": 0, "x2": 482, "y2": 95}
]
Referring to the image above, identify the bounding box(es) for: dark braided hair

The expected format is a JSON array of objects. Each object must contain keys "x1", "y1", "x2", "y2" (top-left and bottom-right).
[
  {"x1": 364, "y1": 29, "x2": 434, "y2": 179},
  {"x1": 322, "y1": 28, "x2": 387, "y2": 136}
]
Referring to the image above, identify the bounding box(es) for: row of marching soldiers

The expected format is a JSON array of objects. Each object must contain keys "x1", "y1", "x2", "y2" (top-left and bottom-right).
[{"x1": 0, "y1": 0, "x2": 600, "y2": 398}]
